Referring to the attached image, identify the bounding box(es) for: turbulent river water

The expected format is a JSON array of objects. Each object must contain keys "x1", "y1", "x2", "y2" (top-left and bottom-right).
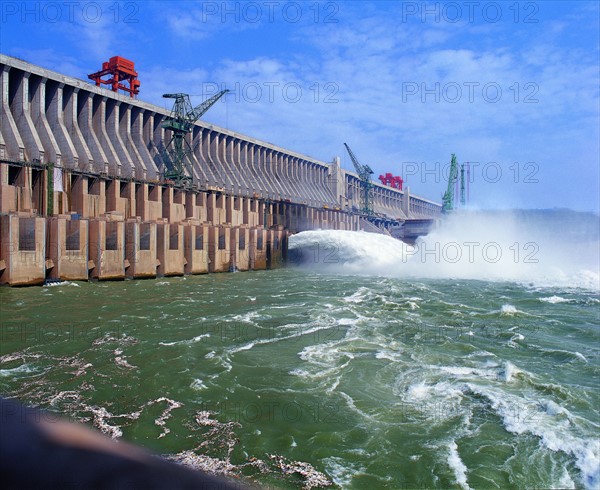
[{"x1": 1, "y1": 210, "x2": 599, "y2": 489}]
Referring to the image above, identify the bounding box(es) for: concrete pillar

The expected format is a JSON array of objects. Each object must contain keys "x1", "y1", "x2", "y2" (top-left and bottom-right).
[
  {"x1": 30, "y1": 77, "x2": 62, "y2": 166},
  {"x1": 104, "y1": 179, "x2": 136, "y2": 215},
  {"x1": 105, "y1": 99, "x2": 134, "y2": 178},
  {"x1": 231, "y1": 226, "x2": 251, "y2": 271},
  {"x1": 162, "y1": 186, "x2": 185, "y2": 223},
  {"x1": 248, "y1": 198, "x2": 259, "y2": 227},
  {"x1": 143, "y1": 112, "x2": 161, "y2": 179},
  {"x1": 268, "y1": 149, "x2": 284, "y2": 199},
  {"x1": 0, "y1": 214, "x2": 46, "y2": 286},
  {"x1": 213, "y1": 193, "x2": 225, "y2": 224},
  {"x1": 206, "y1": 192, "x2": 216, "y2": 224},
  {"x1": 225, "y1": 195, "x2": 233, "y2": 224},
  {"x1": 254, "y1": 228, "x2": 267, "y2": 269},
  {"x1": 240, "y1": 141, "x2": 251, "y2": 197},
  {"x1": 125, "y1": 219, "x2": 157, "y2": 279},
  {"x1": 208, "y1": 224, "x2": 230, "y2": 272},
  {"x1": 217, "y1": 134, "x2": 235, "y2": 190},
  {"x1": 135, "y1": 183, "x2": 149, "y2": 220},
  {"x1": 181, "y1": 130, "x2": 201, "y2": 184},
  {"x1": 147, "y1": 183, "x2": 163, "y2": 221},
  {"x1": 64, "y1": 87, "x2": 94, "y2": 172},
  {"x1": 45, "y1": 81, "x2": 78, "y2": 168},
  {"x1": 200, "y1": 129, "x2": 217, "y2": 187},
  {"x1": 189, "y1": 127, "x2": 208, "y2": 186},
  {"x1": 122, "y1": 181, "x2": 136, "y2": 219},
  {"x1": 183, "y1": 221, "x2": 208, "y2": 274},
  {"x1": 89, "y1": 217, "x2": 125, "y2": 280},
  {"x1": 224, "y1": 136, "x2": 241, "y2": 190},
  {"x1": 0, "y1": 66, "x2": 25, "y2": 160},
  {"x1": 248, "y1": 144, "x2": 258, "y2": 196},
  {"x1": 105, "y1": 179, "x2": 120, "y2": 214},
  {"x1": 12, "y1": 71, "x2": 44, "y2": 163},
  {"x1": 241, "y1": 196, "x2": 250, "y2": 225},
  {"x1": 259, "y1": 146, "x2": 279, "y2": 198},
  {"x1": 71, "y1": 176, "x2": 105, "y2": 218},
  {"x1": 78, "y1": 92, "x2": 109, "y2": 174},
  {"x1": 209, "y1": 131, "x2": 225, "y2": 188},
  {"x1": 92, "y1": 96, "x2": 120, "y2": 175},
  {"x1": 162, "y1": 186, "x2": 174, "y2": 222},
  {"x1": 156, "y1": 222, "x2": 184, "y2": 277},
  {"x1": 402, "y1": 186, "x2": 410, "y2": 218},
  {"x1": 119, "y1": 104, "x2": 147, "y2": 179},
  {"x1": 70, "y1": 175, "x2": 87, "y2": 217},
  {"x1": 46, "y1": 216, "x2": 88, "y2": 281}
]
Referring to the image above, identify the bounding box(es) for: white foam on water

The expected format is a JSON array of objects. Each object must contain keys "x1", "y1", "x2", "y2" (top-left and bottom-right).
[
  {"x1": 229, "y1": 311, "x2": 263, "y2": 323},
  {"x1": 467, "y1": 383, "x2": 600, "y2": 489},
  {"x1": 44, "y1": 280, "x2": 75, "y2": 287},
  {"x1": 500, "y1": 304, "x2": 518, "y2": 316},
  {"x1": 289, "y1": 229, "x2": 415, "y2": 275},
  {"x1": 343, "y1": 288, "x2": 371, "y2": 303},
  {"x1": 437, "y1": 365, "x2": 499, "y2": 381},
  {"x1": 326, "y1": 375, "x2": 342, "y2": 394},
  {"x1": 558, "y1": 468, "x2": 577, "y2": 489},
  {"x1": 539, "y1": 348, "x2": 592, "y2": 364},
  {"x1": 448, "y1": 440, "x2": 470, "y2": 490},
  {"x1": 405, "y1": 382, "x2": 432, "y2": 401},
  {"x1": 228, "y1": 323, "x2": 330, "y2": 354},
  {"x1": 0, "y1": 363, "x2": 38, "y2": 377},
  {"x1": 540, "y1": 295, "x2": 572, "y2": 304},
  {"x1": 323, "y1": 456, "x2": 366, "y2": 488},
  {"x1": 190, "y1": 378, "x2": 207, "y2": 391},
  {"x1": 502, "y1": 361, "x2": 520, "y2": 383},
  {"x1": 159, "y1": 333, "x2": 210, "y2": 346},
  {"x1": 375, "y1": 349, "x2": 403, "y2": 362},
  {"x1": 288, "y1": 211, "x2": 600, "y2": 291},
  {"x1": 292, "y1": 339, "x2": 357, "y2": 386}
]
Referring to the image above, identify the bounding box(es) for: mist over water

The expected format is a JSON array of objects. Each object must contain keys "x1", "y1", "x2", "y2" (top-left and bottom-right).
[{"x1": 289, "y1": 209, "x2": 600, "y2": 290}]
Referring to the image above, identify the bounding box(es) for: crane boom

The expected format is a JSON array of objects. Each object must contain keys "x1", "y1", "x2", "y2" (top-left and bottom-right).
[
  {"x1": 161, "y1": 90, "x2": 229, "y2": 186},
  {"x1": 189, "y1": 90, "x2": 229, "y2": 122},
  {"x1": 344, "y1": 143, "x2": 374, "y2": 177},
  {"x1": 344, "y1": 143, "x2": 374, "y2": 216}
]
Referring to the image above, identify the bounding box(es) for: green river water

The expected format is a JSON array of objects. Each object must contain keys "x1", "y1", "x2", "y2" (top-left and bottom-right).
[{"x1": 1, "y1": 212, "x2": 599, "y2": 489}]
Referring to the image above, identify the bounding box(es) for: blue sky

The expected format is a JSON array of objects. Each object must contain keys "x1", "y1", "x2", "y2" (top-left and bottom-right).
[{"x1": 1, "y1": 1, "x2": 598, "y2": 211}]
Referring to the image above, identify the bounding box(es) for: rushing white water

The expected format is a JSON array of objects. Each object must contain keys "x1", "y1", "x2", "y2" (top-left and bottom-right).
[
  {"x1": 286, "y1": 210, "x2": 600, "y2": 488},
  {"x1": 289, "y1": 210, "x2": 600, "y2": 290}
]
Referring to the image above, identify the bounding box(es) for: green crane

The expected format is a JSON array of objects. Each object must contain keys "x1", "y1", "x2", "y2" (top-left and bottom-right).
[
  {"x1": 161, "y1": 90, "x2": 229, "y2": 186},
  {"x1": 442, "y1": 153, "x2": 459, "y2": 213},
  {"x1": 344, "y1": 143, "x2": 374, "y2": 216}
]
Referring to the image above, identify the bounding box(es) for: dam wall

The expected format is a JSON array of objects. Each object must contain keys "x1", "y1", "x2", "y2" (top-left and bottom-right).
[{"x1": 0, "y1": 54, "x2": 440, "y2": 286}]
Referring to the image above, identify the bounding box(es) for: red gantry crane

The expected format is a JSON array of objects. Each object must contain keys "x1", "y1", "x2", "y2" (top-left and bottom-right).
[
  {"x1": 88, "y1": 56, "x2": 140, "y2": 98},
  {"x1": 378, "y1": 173, "x2": 403, "y2": 190}
]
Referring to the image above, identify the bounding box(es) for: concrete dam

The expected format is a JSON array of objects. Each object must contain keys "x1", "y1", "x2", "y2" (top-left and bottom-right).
[{"x1": 0, "y1": 54, "x2": 441, "y2": 286}]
